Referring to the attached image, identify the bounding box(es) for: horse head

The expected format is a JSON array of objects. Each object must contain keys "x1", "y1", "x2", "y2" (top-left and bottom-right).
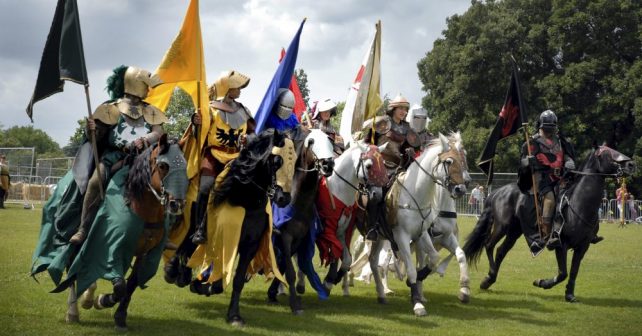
[
  {"x1": 354, "y1": 141, "x2": 388, "y2": 187},
  {"x1": 270, "y1": 133, "x2": 297, "y2": 207},
  {"x1": 126, "y1": 134, "x2": 188, "y2": 218},
  {"x1": 435, "y1": 133, "x2": 468, "y2": 198},
  {"x1": 592, "y1": 145, "x2": 636, "y2": 176},
  {"x1": 152, "y1": 135, "x2": 188, "y2": 215},
  {"x1": 303, "y1": 129, "x2": 335, "y2": 177}
]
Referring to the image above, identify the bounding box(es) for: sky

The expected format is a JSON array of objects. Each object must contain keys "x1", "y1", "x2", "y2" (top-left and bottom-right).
[{"x1": 0, "y1": 0, "x2": 471, "y2": 147}]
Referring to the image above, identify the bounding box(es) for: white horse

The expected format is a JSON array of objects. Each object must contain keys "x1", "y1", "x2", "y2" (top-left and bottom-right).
[
  {"x1": 425, "y1": 132, "x2": 472, "y2": 303},
  {"x1": 315, "y1": 141, "x2": 388, "y2": 292},
  {"x1": 368, "y1": 132, "x2": 469, "y2": 316}
]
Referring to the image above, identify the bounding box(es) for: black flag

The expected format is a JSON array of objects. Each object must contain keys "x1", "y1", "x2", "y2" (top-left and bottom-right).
[
  {"x1": 26, "y1": 0, "x2": 88, "y2": 121},
  {"x1": 477, "y1": 60, "x2": 526, "y2": 184}
]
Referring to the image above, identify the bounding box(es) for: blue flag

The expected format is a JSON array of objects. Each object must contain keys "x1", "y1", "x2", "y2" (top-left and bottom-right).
[{"x1": 255, "y1": 19, "x2": 306, "y2": 133}]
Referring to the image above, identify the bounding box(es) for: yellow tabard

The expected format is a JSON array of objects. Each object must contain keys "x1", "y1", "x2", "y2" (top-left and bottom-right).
[{"x1": 207, "y1": 107, "x2": 247, "y2": 164}]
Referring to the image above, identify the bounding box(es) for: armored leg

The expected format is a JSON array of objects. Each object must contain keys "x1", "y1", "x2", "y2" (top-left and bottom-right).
[
  {"x1": 542, "y1": 191, "x2": 560, "y2": 249},
  {"x1": 70, "y1": 164, "x2": 106, "y2": 245},
  {"x1": 192, "y1": 175, "x2": 215, "y2": 245}
]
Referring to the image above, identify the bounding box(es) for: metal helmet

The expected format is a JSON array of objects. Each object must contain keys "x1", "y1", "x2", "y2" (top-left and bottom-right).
[
  {"x1": 386, "y1": 93, "x2": 410, "y2": 116},
  {"x1": 406, "y1": 104, "x2": 429, "y2": 132},
  {"x1": 212, "y1": 70, "x2": 250, "y2": 100},
  {"x1": 123, "y1": 66, "x2": 163, "y2": 99},
  {"x1": 275, "y1": 88, "x2": 295, "y2": 120},
  {"x1": 314, "y1": 98, "x2": 337, "y2": 119},
  {"x1": 539, "y1": 109, "x2": 558, "y2": 131}
]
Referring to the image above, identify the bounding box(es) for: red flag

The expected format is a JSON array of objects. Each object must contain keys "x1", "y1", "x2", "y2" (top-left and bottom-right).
[{"x1": 280, "y1": 48, "x2": 306, "y2": 121}]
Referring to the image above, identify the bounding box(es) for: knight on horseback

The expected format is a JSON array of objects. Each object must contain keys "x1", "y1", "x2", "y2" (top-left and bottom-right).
[
  {"x1": 191, "y1": 70, "x2": 254, "y2": 245},
  {"x1": 69, "y1": 66, "x2": 166, "y2": 245},
  {"x1": 519, "y1": 109, "x2": 576, "y2": 249},
  {"x1": 311, "y1": 98, "x2": 345, "y2": 155},
  {"x1": 406, "y1": 104, "x2": 434, "y2": 150},
  {"x1": 361, "y1": 93, "x2": 421, "y2": 240}
]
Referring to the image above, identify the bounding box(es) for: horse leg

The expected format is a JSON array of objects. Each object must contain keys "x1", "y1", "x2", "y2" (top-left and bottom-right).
[
  {"x1": 114, "y1": 262, "x2": 140, "y2": 332},
  {"x1": 564, "y1": 244, "x2": 589, "y2": 303},
  {"x1": 296, "y1": 267, "x2": 306, "y2": 294},
  {"x1": 481, "y1": 229, "x2": 517, "y2": 290},
  {"x1": 79, "y1": 281, "x2": 97, "y2": 310},
  {"x1": 397, "y1": 232, "x2": 427, "y2": 316},
  {"x1": 65, "y1": 282, "x2": 80, "y2": 323},
  {"x1": 323, "y1": 261, "x2": 339, "y2": 291},
  {"x1": 281, "y1": 234, "x2": 303, "y2": 314},
  {"x1": 414, "y1": 245, "x2": 428, "y2": 303},
  {"x1": 533, "y1": 245, "x2": 568, "y2": 290},
  {"x1": 339, "y1": 239, "x2": 353, "y2": 297},
  {"x1": 227, "y1": 241, "x2": 261, "y2": 326},
  {"x1": 368, "y1": 238, "x2": 386, "y2": 303},
  {"x1": 444, "y1": 234, "x2": 470, "y2": 303}
]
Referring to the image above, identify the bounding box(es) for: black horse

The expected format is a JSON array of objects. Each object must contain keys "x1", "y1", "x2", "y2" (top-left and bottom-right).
[
  {"x1": 267, "y1": 130, "x2": 335, "y2": 314},
  {"x1": 464, "y1": 145, "x2": 635, "y2": 302},
  {"x1": 187, "y1": 129, "x2": 295, "y2": 326}
]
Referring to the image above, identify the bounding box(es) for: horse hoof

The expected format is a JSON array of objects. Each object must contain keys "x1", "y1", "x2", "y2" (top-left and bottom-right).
[
  {"x1": 267, "y1": 297, "x2": 278, "y2": 305},
  {"x1": 459, "y1": 292, "x2": 470, "y2": 304},
  {"x1": 480, "y1": 276, "x2": 494, "y2": 290},
  {"x1": 65, "y1": 313, "x2": 79, "y2": 323},
  {"x1": 532, "y1": 279, "x2": 542, "y2": 288},
  {"x1": 296, "y1": 285, "x2": 306, "y2": 295},
  {"x1": 565, "y1": 294, "x2": 579, "y2": 303},
  {"x1": 228, "y1": 316, "x2": 245, "y2": 327},
  {"x1": 377, "y1": 297, "x2": 388, "y2": 304},
  {"x1": 293, "y1": 309, "x2": 304, "y2": 316},
  {"x1": 413, "y1": 303, "x2": 427, "y2": 317}
]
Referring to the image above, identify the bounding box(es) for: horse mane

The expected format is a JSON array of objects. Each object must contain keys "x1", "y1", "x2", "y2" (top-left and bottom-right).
[
  {"x1": 125, "y1": 145, "x2": 154, "y2": 202},
  {"x1": 212, "y1": 129, "x2": 276, "y2": 206}
]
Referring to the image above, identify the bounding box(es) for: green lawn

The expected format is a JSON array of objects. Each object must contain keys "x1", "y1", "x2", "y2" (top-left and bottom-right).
[{"x1": 1, "y1": 203, "x2": 641, "y2": 336}]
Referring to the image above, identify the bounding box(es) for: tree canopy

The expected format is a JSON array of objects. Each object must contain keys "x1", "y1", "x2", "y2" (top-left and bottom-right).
[{"x1": 418, "y1": 0, "x2": 641, "y2": 196}]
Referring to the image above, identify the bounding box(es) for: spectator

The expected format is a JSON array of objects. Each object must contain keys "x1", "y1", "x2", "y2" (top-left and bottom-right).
[
  {"x1": 469, "y1": 184, "x2": 483, "y2": 214},
  {"x1": 628, "y1": 194, "x2": 637, "y2": 221},
  {"x1": 0, "y1": 154, "x2": 9, "y2": 209}
]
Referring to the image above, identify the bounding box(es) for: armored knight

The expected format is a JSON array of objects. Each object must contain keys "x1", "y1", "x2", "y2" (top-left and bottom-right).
[
  {"x1": 364, "y1": 94, "x2": 420, "y2": 177},
  {"x1": 519, "y1": 110, "x2": 575, "y2": 249},
  {"x1": 191, "y1": 70, "x2": 255, "y2": 245},
  {"x1": 70, "y1": 65, "x2": 166, "y2": 244},
  {"x1": 311, "y1": 98, "x2": 344, "y2": 154},
  {"x1": 406, "y1": 104, "x2": 433, "y2": 150}
]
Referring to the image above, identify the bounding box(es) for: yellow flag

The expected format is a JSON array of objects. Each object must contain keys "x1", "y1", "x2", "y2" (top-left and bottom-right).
[
  {"x1": 365, "y1": 20, "x2": 383, "y2": 121},
  {"x1": 146, "y1": 0, "x2": 208, "y2": 179}
]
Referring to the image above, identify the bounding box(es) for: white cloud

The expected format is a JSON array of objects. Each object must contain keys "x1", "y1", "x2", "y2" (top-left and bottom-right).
[{"x1": 0, "y1": 0, "x2": 470, "y2": 146}]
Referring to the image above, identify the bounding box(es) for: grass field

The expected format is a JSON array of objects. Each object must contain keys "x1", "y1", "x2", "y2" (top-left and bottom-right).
[{"x1": 1, "y1": 203, "x2": 641, "y2": 336}]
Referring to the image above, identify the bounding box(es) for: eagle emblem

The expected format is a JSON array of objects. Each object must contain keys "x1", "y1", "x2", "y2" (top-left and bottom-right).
[{"x1": 216, "y1": 127, "x2": 243, "y2": 147}]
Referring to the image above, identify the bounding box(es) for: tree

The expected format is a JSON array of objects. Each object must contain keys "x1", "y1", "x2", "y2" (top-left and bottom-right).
[
  {"x1": 164, "y1": 88, "x2": 195, "y2": 141},
  {"x1": 63, "y1": 119, "x2": 86, "y2": 156},
  {"x1": 418, "y1": 0, "x2": 642, "y2": 195},
  {"x1": 294, "y1": 69, "x2": 310, "y2": 107},
  {"x1": 0, "y1": 125, "x2": 62, "y2": 155}
]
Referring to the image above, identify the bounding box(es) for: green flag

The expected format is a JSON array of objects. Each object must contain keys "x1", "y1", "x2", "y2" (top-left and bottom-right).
[{"x1": 26, "y1": 0, "x2": 88, "y2": 121}]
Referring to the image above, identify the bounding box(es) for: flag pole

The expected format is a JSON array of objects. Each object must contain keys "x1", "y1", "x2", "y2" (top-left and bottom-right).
[
  {"x1": 523, "y1": 124, "x2": 543, "y2": 238},
  {"x1": 83, "y1": 84, "x2": 104, "y2": 199},
  {"x1": 511, "y1": 55, "x2": 543, "y2": 239}
]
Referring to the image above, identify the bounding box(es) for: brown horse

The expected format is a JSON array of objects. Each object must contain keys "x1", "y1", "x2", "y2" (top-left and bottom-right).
[{"x1": 59, "y1": 134, "x2": 188, "y2": 331}]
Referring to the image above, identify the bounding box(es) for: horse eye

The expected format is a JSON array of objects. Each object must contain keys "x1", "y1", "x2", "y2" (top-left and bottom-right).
[
  {"x1": 445, "y1": 158, "x2": 454, "y2": 165},
  {"x1": 158, "y1": 162, "x2": 170, "y2": 172},
  {"x1": 365, "y1": 161, "x2": 373, "y2": 169}
]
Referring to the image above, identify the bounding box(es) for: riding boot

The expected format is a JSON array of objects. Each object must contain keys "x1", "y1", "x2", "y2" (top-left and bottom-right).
[
  {"x1": 70, "y1": 166, "x2": 105, "y2": 245},
  {"x1": 191, "y1": 195, "x2": 209, "y2": 245},
  {"x1": 547, "y1": 218, "x2": 562, "y2": 249}
]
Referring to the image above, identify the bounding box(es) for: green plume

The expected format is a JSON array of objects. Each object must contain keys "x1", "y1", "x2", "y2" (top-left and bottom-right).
[{"x1": 105, "y1": 65, "x2": 128, "y2": 101}]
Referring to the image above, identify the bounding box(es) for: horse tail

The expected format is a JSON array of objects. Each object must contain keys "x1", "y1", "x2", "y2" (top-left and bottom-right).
[{"x1": 463, "y1": 206, "x2": 493, "y2": 267}]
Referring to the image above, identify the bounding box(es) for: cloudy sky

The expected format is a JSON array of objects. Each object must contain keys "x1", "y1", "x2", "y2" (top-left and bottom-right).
[{"x1": 0, "y1": 0, "x2": 471, "y2": 147}]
